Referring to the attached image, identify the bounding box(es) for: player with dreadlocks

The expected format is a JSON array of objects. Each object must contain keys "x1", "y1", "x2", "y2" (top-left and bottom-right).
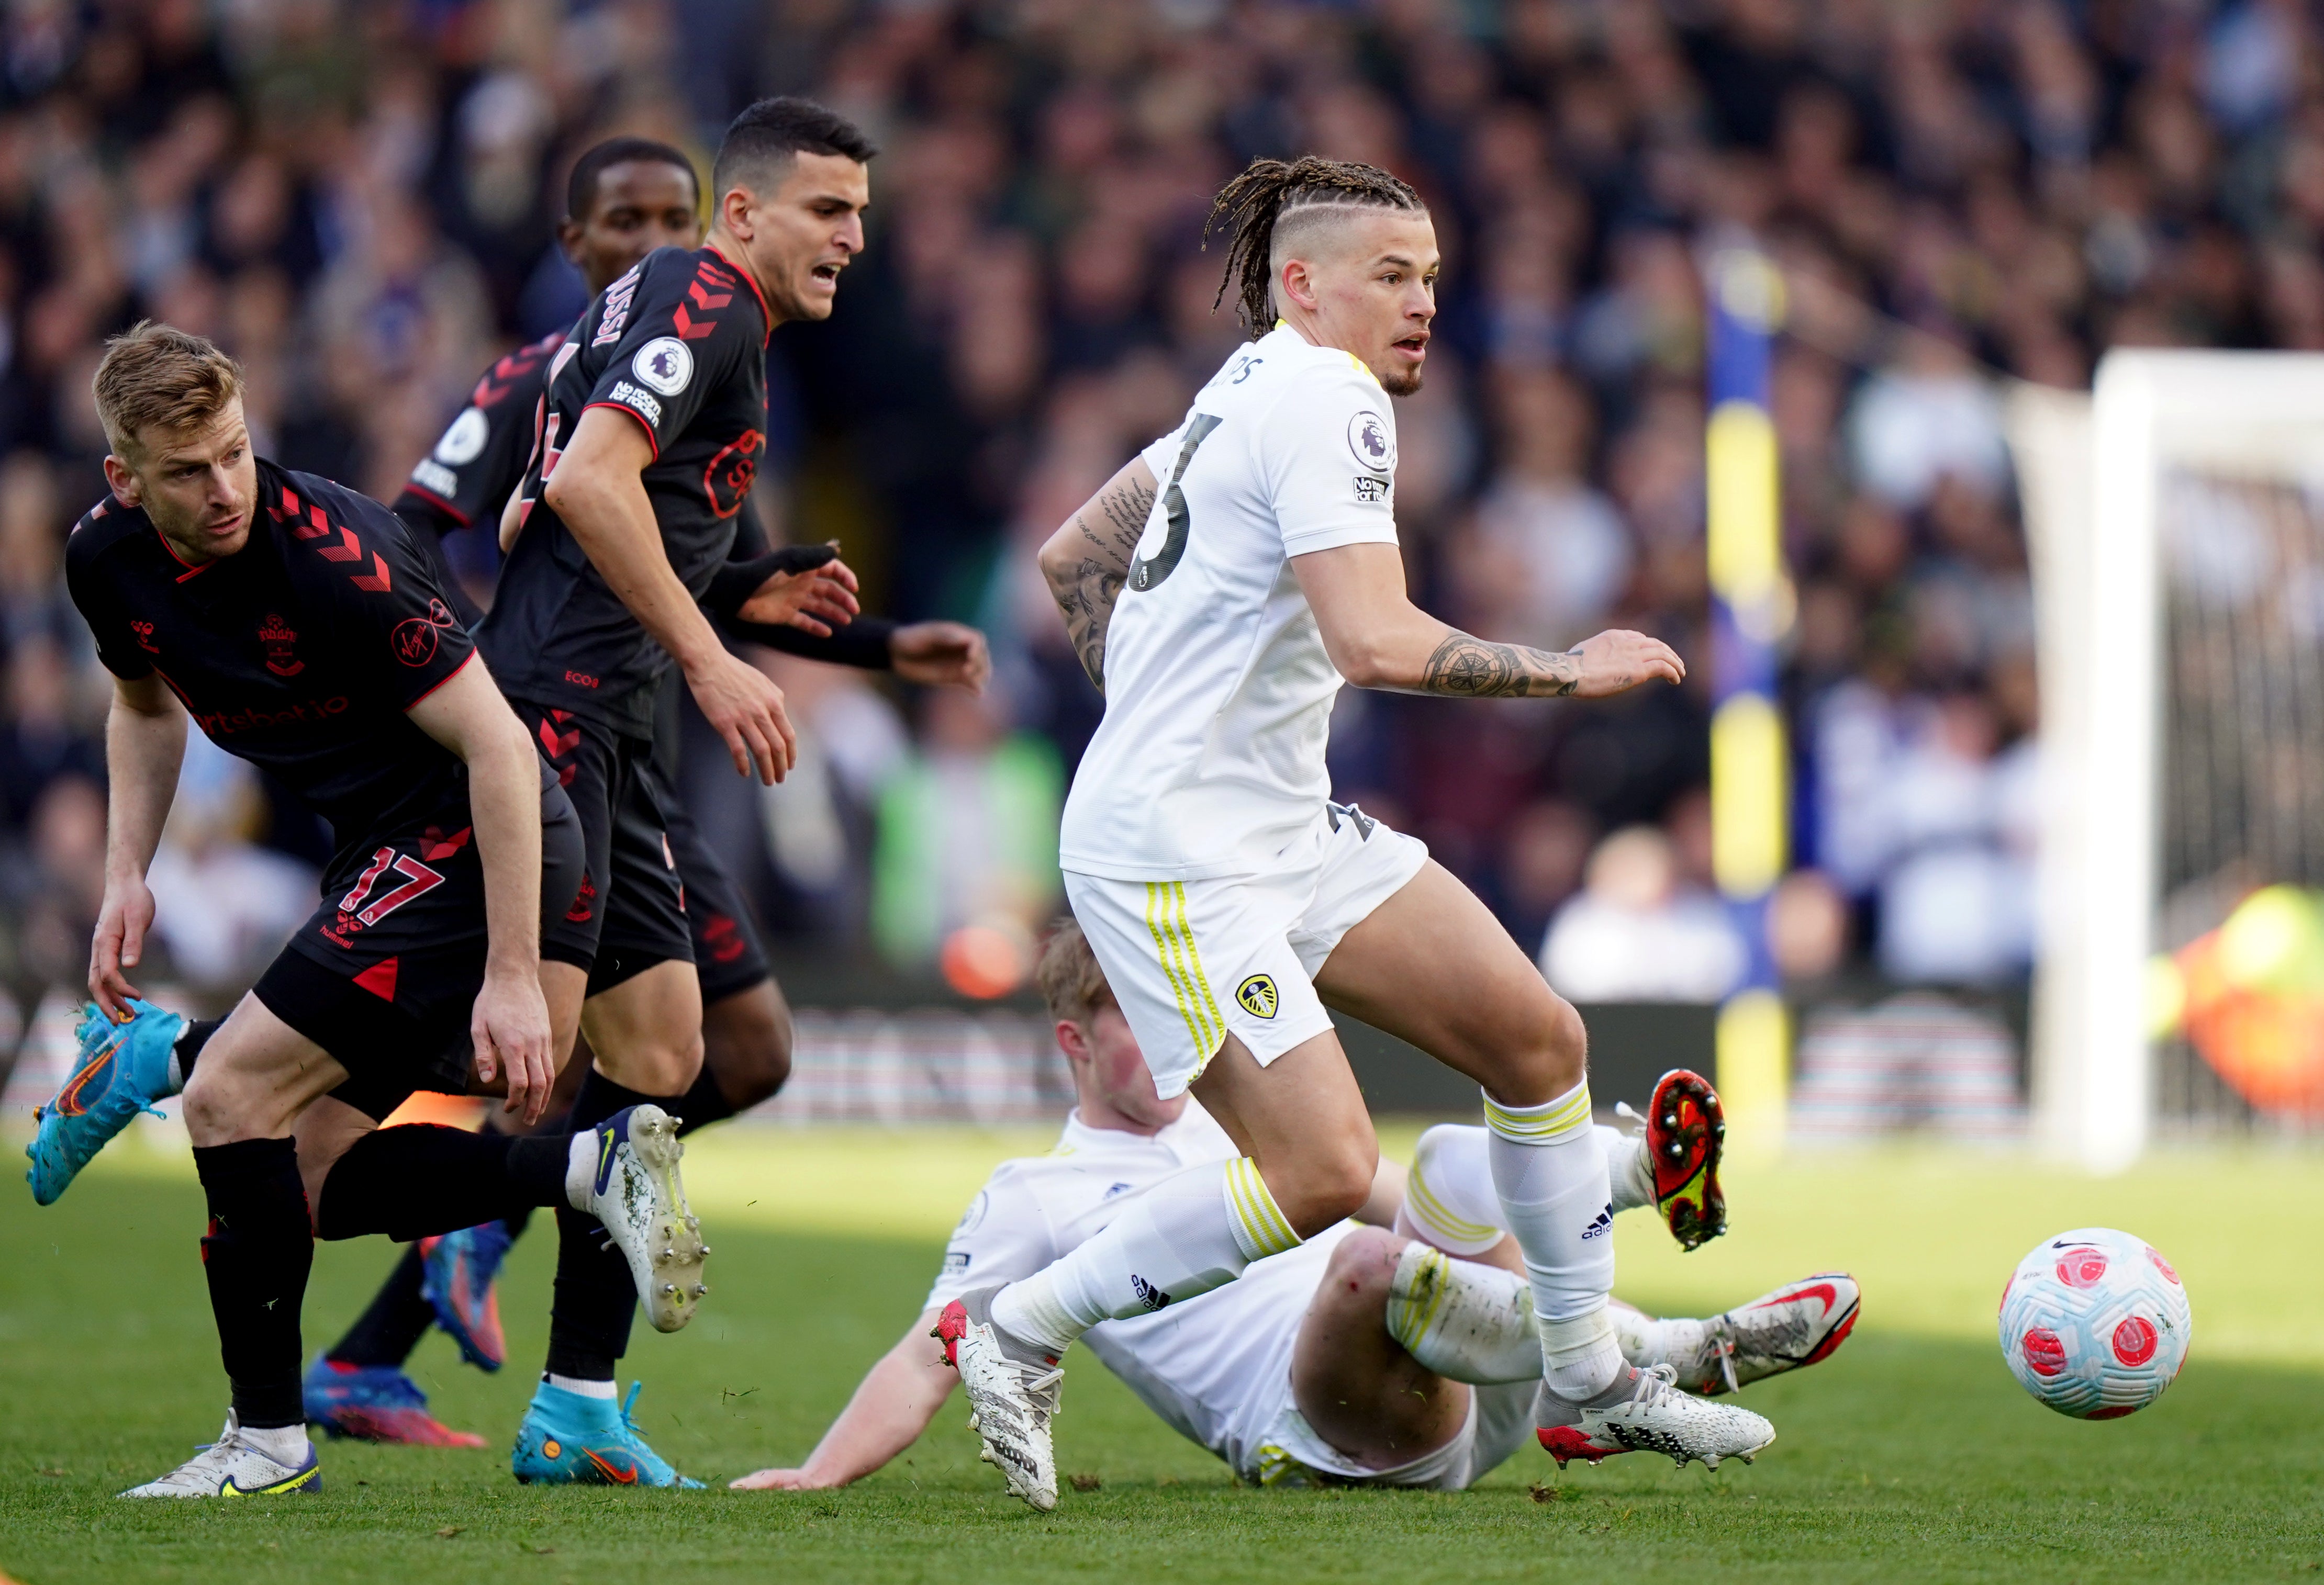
[{"x1": 933, "y1": 156, "x2": 1772, "y2": 1511}]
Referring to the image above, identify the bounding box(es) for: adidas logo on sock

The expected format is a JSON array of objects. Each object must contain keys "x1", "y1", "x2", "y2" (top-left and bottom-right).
[
  {"x1": 1130, "y1": 1275, "x2": 1173, "y2": 1311},
  {"x1": 1580, "y1": 1205, "x2": 1613, "y2": 1241}
]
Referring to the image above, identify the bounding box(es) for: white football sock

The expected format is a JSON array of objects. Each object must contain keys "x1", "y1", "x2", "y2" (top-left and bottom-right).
[
  {"x1": 1399, "y1": 1122, "x2": 1653, "y2": 1239},
  {"x1": 990, "y1": 1157, "x2": 1299, "y2": 1356},
  {"x1": 1610, "y1": 1305, "x2": 1706, "y2": 1373},
  {"x1": 562, "y1": 1132, "x2": 597, "y2": 1210},
  {"x1": 1485, "y1": 1081, "x2": 1621, "y2": 1398},
  {"x1": 1600, "y1": 1123, "x2": 1656, "y2": 1214},
  {"x1": 544, "y1": 1373, "x2": 618, "y2": 1398},
  {"x1": 240, "y1": 1421, "x2": 310, "y2": 1465},
  {"x1": 1385, "y1": 1241, "x2": 1543, "y2": 1384},
  {"x1": 1398, "y1": 1124, "x2": 1507, "y2": 1254}
]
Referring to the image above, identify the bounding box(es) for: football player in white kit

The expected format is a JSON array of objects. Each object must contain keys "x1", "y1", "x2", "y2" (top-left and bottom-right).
[
  {"x1": 932, "y1": 156, "x2": 1775, "y2": 1512},
  {"x1": 735, "y1": 924, "x2": 1857, "y2": 1495}
]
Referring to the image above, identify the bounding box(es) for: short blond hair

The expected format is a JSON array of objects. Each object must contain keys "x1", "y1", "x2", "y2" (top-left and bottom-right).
[
  {"x1": 1034, "y1": 916, "x2": 1113, "y2": 1026},
  {"x1": 93, "y1": 321, "x2": 244, "y2": 460}
]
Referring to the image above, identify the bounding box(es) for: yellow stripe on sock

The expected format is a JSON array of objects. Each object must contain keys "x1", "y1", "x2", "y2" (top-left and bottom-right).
[
  {"x1": 1146, "y1": 882, "x2": 1217, "y2": 1057},
  {"x1": 1386, "y1": 1245, "x2": 1451, "y2": 1354},
  {"x1": 1404, "y1": 1162, "x2": 1500, "y2": 1246},
  {"x1": 1224, "y1": 1157, "x2": 1301, "y2": 1258},
  {"x1": 1483, "y1": 1085, "x2": 1593, "y2": 1142}
]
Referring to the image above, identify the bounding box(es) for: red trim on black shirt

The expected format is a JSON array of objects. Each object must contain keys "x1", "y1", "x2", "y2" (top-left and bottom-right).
[
  {"x1": 398, "y1": 481, "x2": 471, "y2": 525},
  {"x1": 583, "y1": 400, "x2": 662, "y2": 460},
  {"x1": 402, "y1": 647, "x2": 478, "y2": 711},
  {"x1": 151, "y1": 525, "x2": 215, "y2": 582},
  {"x1": 703, "y1": 242, "x2": 773, "y2": 346}
]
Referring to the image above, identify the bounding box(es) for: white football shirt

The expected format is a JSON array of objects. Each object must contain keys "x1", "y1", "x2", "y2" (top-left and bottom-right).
[
  {"x1": 924, "y1": 1103, "x2": 1351, "y2": 1472},
  {"x1": 1058, "y1": 326, "x2": 1400, "y2": 882}
]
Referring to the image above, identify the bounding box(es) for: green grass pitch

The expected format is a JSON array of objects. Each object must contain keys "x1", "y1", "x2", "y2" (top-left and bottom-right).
[{"x1": 3, "y1": 1122, "x2": 2321, "y2": 1583}]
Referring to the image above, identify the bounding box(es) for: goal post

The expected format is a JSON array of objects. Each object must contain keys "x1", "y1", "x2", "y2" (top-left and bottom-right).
[{"x1": 2010, "y1": 350, "x2": 2324, "y2": 1171}]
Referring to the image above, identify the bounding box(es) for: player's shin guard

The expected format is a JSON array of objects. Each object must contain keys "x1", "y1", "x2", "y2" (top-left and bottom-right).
[
  {"x1": 311, "y1": 1125, "x2": 573, "y2": 1241},
  {"x1": 1386, "y1": 1241, "x2": 1544, "y2": 1384},
  {"x1": 542, "y1": 1071, "x2": 677, "y2": 1381},
  {"x1": 1484, "y1": 1082, "x2": 1621, "y2": 1399},
  {"x1": 193, "y1": 1138, "x2": 314, "y2": 1430},
  {"x1": 991, "y1": 1157, "x2": 1299, "y2": 1357}
]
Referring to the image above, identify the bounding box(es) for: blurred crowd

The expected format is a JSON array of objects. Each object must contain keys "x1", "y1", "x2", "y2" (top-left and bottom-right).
[{"x1": 0, "y1": 0, "x2": 2313, "y2": 1052}]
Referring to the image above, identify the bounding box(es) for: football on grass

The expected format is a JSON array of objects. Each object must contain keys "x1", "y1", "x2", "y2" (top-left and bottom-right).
[{"x1": 1999, "y1": 1227, "x2": 2192, "y2": 1419}]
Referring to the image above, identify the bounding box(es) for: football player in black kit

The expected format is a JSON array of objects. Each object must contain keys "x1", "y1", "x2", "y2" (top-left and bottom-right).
[
  {"x1": 463, "y1": 98, "x2": 890, "y2": 1485},
  {"x1": 58, "y1": 325, "x2": 707, "y2": 1498},
  {"x1": 306, "y1": 134, "x2": 987, "y2": 1447}
]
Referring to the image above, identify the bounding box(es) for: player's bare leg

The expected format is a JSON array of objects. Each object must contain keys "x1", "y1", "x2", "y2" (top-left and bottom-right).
[
  {"x1": 1291, "y1": 1226, "x2": 1474, "y2": 1469},
  {"x1": 1314, "y1": 859, "x2": 1770, "y2": 1466}
]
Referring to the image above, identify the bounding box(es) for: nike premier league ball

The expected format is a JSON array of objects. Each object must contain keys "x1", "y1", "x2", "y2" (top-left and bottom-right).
[{"x1": 1998, "y1": 1227, "x2": 2192, "y2": 1419}]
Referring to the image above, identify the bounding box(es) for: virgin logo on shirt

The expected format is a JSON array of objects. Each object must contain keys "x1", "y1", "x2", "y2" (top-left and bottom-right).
[
  {"x1": 703, "y1": 429, "x2": 763, "y2": 519},
  {"x1": 390, "y1": 598, "x2": 458, "y2": 668},
  {"x1": 258, "y1": 614, "x2": 303, "y2": 677}
]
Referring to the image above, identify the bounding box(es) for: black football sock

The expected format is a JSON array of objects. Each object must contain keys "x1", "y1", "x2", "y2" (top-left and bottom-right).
[
  {"x1": 673, "y1": 1062, "x2": 736, "y2": 1136},
  {"x1": 543, "y1": 1070, "x2": 673, "y2": 1381},
  {"x1": 314, "y1": 1125, "x2": 573, "y2": 1242},
  {"x1": 325, "y1": 1245, "x2": 435, "y2": 1369},
  {"x1": 193, "y1": 1138, "x2": 313, "y2": 1431},
  {"x1": 167, "y1": 1018, "x2": 222, "y2": 1093}
]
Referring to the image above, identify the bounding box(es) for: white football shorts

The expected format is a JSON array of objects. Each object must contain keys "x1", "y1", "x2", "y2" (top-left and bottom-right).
[{"x1": 1064, "y1": 803, "x2": 1428, "y2": 1099}]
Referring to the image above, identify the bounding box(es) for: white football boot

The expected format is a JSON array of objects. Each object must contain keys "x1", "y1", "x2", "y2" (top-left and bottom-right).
[
  {"x1": 120, "y1": 1414, "x2": 320, "y2": 1498},
  {"x1": 1538, "y1": 1363, "x2": 1775, "y2": 1470},
  {"x1": 1632, "y1": 1273, "x2": 1862, "y2": 1397},
  {"x1": 569, "y1": 1104, "x2": 707, "y2": 1333},
  {"x1": 933, "y1": 1287, "x2": 1063, "y2": 1512}
]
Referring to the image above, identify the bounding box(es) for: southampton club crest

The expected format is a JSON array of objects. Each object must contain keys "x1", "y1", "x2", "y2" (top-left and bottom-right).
[
  {"x1": 258, "y1": 613, "x2": 303, "y2": 677},
  {"x1": 1347, "y1": 409, "x2": 1395, "y2": 474}
]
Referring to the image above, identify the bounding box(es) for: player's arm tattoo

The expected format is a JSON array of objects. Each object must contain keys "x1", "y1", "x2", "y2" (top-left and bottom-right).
[
  {"x1": 1417, "y1": 631, "x2": 1584, "y2": 698},
  {"x1": 1045, "y1": 470, "x2": 1156, "y2": 691}
]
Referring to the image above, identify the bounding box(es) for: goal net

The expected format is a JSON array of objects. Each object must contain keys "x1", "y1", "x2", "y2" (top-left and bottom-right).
[{"x1": 2010, "y1": 352, "x2": 2324, "y2": 1169}]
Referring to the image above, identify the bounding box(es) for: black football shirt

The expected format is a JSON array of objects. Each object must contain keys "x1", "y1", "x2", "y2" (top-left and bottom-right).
[
  {"x1": 395, "y1": 328, "x2": 564, "y2": 534},
  {"x1": 66, "y1": 459, "x2": 481, "y2": 850},
  {"x1": 481, "y1": 242, "x2": 770, "y2": 737}
]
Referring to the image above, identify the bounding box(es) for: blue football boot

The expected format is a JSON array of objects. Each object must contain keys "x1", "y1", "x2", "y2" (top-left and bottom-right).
[
  {"x1": 510, "y1": 1381, "x2": 700, "y2": 1487},
  {"x1": 303, "y1": 1357, "x2": 486, "y2": 1447},
  {"x1": 27, "y1": 999, "x2": 183, "y2": 1205},
  {"x1": 421, "y1": 1220, "x2": 515, "y2": 1371}
]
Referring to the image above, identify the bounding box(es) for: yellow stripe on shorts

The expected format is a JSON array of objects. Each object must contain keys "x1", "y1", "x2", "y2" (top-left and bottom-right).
[
  {"x1": 1168, "y1": 883, "x2": 1229, "y2": 1050},
  {"x1": 1146, "y1": 882, "x2": 1221, "y2": 1057},
  {"x1": 1482, "y1": 1086, "x2": 1592, "y2": 1142}
]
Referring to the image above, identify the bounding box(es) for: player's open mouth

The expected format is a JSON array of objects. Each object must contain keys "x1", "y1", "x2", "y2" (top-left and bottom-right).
[
  {"x1": 1393, "y1": 334, "x2": 1428, "y2": 356},
  {"x1": 810, "y1": 262, "x2": 843, "y2": 287}
]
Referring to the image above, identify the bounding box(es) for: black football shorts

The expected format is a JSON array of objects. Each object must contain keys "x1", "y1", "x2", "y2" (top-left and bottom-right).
[
  {"x1": 642, "y1": 760, "x2": 770, "y2": 1006},
  {"x1": 254, "y1": 775, "x2": 585, "y2": 1122},
  {"x1": 514, "y1": 696, "x2": 695, "y2": 995}
]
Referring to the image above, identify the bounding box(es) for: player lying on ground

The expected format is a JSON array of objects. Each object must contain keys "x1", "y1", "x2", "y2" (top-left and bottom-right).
[
  {"x1": 945, "y1": 153, "x2": 1740, "y2": 1511},
  {"x1": 733, "y1": 922, "x2": 1857, "y2": 1493},
  {"x1": 308, "y1": 131, "x2": 987, "y2": 1449},
  {"x1": 55, "y1": 325, "x2": 701, "y2": 1499}
]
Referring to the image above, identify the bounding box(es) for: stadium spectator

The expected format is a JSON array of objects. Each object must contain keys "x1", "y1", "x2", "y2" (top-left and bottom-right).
[{"x1": 0, "y1": 0, "x2": 2309, "y2": 1022}]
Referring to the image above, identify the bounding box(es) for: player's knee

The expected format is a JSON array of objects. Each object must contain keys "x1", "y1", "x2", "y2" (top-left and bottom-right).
[
  {"x1": 1493, "y1": 990, "x2": 1588, "y2": 1101},
  {"x1": 1276, "y1": 1136, "x2": 1376, "y2": 1236},
  {"x1": 1321, "y1": 1224, "x2": 1403, "y2": 1305},
  {"x1": 179, "y1": 1067, "x2": 249, "y2": 1144}
]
